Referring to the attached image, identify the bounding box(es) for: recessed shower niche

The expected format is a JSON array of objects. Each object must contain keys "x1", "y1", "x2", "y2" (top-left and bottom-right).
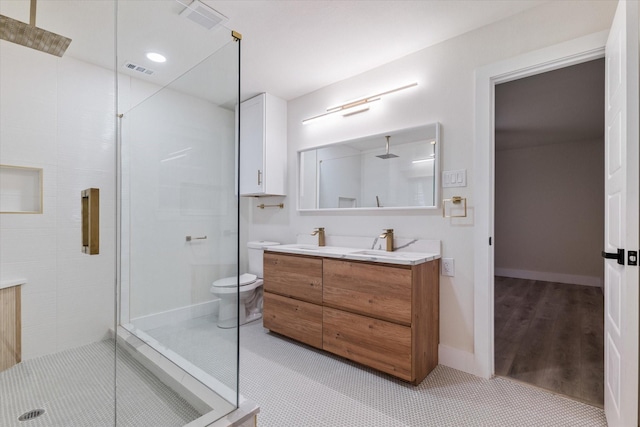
[{"x1": 0, "y1": 165, "x2": 42, "y2": 214}]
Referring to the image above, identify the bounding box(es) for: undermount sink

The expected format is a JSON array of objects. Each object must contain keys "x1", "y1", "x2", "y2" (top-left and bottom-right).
[
  {"x1": 351, "y1": 250, "x2": 408, "y2": 258},
  {"x1": 286, "y1": 244, "x2": 328, "y2": 251}
]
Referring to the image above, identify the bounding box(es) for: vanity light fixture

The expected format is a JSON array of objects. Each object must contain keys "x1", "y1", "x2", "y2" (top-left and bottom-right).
[
  {"x1": 341, "y1": 106, "x2": 370, "y2": 117},
  {"x1": 302, "y1": 82, "x2": 418, "y2": 125}
]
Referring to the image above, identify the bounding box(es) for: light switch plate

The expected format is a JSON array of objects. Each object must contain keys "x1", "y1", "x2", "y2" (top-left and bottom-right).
[{"x1": 442, "y1": 169, "x2": 467, "y2": 188}]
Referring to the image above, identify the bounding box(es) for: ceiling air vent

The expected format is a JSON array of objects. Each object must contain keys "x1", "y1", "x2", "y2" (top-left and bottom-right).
[
  {"x1": 177, "y1": 0, "x2": 228, "y2": 30},
  {"x1": 123, "y1": 62, "x2": 155, "y2": 76}
]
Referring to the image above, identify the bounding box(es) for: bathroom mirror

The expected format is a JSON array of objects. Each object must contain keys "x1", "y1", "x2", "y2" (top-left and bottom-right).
[{"x1": 297, "y1": 122, "x2": 440, "y2": 211}]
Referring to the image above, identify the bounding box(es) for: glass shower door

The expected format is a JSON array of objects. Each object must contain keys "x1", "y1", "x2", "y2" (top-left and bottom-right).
[{"x1": 117, "y1": 2, "x2": 240, "y2": 422}]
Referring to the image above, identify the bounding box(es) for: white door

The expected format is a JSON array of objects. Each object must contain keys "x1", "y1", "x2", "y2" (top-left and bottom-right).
[{"x1": 603, "y1": 1, "x2": 639, "y2": 425}]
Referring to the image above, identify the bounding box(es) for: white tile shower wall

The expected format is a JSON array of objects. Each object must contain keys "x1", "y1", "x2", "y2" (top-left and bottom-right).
[
  {"x1": 119, "y1": 77, "x2": 236, "y2": 321},
  {"x1": 247, "y1": 1, "x2": 616, "y2": 370},
  {"x1": 0, "y1": 43, "x2": 57, "y2": 166},
  {"x1": 1, "y1": 37, "x2": 238, "y2": 359},
  {"x1": 0, "y1": 41, "x2": 116, "y2": 359}
]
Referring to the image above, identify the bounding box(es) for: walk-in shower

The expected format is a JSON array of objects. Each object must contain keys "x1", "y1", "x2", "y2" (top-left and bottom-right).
[
  {"x1": 117, "y1": 11, "x2": 243, "y2": 420},
  {"x1": 0, "y1": 1, "x2": 245, "y2": 425}
]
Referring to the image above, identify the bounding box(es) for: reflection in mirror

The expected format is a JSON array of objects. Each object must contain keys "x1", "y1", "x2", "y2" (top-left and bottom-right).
[{"x1": 298, "y1": 123, "x2": 440, "y2": 210}]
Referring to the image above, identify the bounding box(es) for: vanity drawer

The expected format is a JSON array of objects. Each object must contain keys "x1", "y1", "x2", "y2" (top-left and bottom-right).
[
  {"x1": 323, "y1": 259, "x2": 412, "y2": 325},
  {"x1": 323, "y1": 307, "x2": 412, "y2": 381},
  {"x1": 263, "y1": 292, "x2": 323, "y2": 349},
  {"x1": 263, "y1": 252, "x2": 323, "y2": 304}
]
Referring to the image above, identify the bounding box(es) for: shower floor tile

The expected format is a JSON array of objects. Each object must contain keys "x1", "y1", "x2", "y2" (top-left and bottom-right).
[{"x1": 0, "y1": 339, "x2": 201, "y2": 427}]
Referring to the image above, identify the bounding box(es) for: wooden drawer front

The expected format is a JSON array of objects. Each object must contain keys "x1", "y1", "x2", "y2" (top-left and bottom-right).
[
  {"x1": 263, "y1": 252, "x2": 323, "y2": 304},
  {"x1": 323, "y1": 259, "x2": 412, "y2": 325},
  {"x1": 263, "y1": 292, "x2": 323, "y2": 349},
  {"x1": 323, "y1": 307, "x2": 412, "y2": 381}
]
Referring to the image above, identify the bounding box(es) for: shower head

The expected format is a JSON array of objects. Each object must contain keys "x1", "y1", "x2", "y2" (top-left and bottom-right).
[
  {"x1": 376, "y1": 135, "x2": 398, "y2": 159},
  {"x1": 0, "y1": 0, "x2": 72, "y2": 57}
]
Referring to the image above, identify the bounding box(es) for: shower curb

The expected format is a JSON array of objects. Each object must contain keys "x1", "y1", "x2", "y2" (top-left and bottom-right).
[{"x1": 112, "y1": 326, "x2": 259, "y2": 426}]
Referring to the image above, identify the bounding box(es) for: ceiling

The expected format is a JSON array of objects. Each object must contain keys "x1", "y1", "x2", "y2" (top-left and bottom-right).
[
  {"x1": 0, "y1": 0, "x2": 548, "y2": 103},
  {"x1": 495, "y1": 58, "x2": 605, "y2": 151}
]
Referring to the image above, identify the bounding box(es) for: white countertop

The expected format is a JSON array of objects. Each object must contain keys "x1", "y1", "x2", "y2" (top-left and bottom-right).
[
  {"x1": 0, "y1": 278, "x2": 27, "y2": 290},
  {"x1": 266, "y1": 244, "x2": 440, "y2": 266}
]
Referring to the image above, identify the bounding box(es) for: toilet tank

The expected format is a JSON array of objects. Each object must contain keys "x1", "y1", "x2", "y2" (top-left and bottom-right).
[{"x1": 247, "y1": 241, "x2": 280, "y2": 278}]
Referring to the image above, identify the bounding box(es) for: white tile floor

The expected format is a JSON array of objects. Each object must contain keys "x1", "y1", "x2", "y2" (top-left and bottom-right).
[
  {"x1": 236, "y1": 320, "x2": 607, "y2": 427},
  {"x1": 3, "y1": 315, "x2": 608, "y2": 426}
]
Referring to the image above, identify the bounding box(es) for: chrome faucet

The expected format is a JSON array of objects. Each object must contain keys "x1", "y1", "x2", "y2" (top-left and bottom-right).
[
  {"x1": 311, "y1": 227, "x2": 325, "y2": 246},
  {"x1": 379, "y1": 229, "x2": 394, "y2": 252}
]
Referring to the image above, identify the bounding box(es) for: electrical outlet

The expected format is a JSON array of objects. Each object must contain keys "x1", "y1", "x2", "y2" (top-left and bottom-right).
[{"x1": 441, "y1": 258, "x2": 455, "y2": 276}]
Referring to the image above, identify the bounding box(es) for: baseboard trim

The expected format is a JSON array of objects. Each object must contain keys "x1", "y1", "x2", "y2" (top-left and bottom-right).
[
  {"x1": 438, "y1": 344, "x2": 478, "y2": 376},
  {"x1": 131, "y1": 299, "x2": 219, "y2": 331},
  {"x1": 494, "y1": 268, "x2": 603, "y2": 288}
]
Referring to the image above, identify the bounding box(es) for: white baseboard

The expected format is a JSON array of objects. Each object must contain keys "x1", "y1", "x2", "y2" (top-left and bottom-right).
[
  {"x1": 131, "y1": 299, "x2": 219, "y2": 331},
  {"x1": 495, "y1": 268, "x2": 603, "y2": 288},
  {"x1": 438, "y1": 344, "x2": 478, "y2": 376}
]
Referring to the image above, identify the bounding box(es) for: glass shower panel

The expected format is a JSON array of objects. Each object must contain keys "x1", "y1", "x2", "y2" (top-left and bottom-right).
[{"x1": 117, "y1": 2, "x2": 240, "y2": 422}]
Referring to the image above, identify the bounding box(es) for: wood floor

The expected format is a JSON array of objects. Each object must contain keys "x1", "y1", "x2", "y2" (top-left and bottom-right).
[{"x1": 494, "y1": 276, "x2": 604, "y2": 407}]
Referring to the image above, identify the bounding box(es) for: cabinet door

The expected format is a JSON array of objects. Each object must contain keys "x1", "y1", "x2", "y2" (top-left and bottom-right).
[
  {"x1": 323, "y1": 259, "x2": 412, "y2": 325},
  {"x1": 323, "y1": 307, "x2": 412, "y2": 381},
  {"x1": 264, "y1": 292, "x2": 323, "y2": 349},
  {"x1": 239, "y1": 94, "x2": 265, "y2": 195},
  {"x1": 263, "y1": 252, "x2": 323, "y2": 304}
]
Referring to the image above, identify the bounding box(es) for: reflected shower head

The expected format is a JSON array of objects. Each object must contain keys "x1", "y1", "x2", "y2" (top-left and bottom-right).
[
  {"x1": 0, "y1": 0, "x2": 72, "y2": 57},
  {"x1": 376, "y1": 135, "x2": 398, "y2": 159}
]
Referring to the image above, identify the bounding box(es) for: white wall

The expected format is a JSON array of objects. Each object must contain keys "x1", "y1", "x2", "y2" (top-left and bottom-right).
[
  {"x1": 495, "y1": 139, "x2": 604, "y2": 287},
  {"x1": 246, "y1": 1, "x2": 616, "y2": 360},
  {"x1": 0, "y1": 41, "x2": 116, "y2": 359}
]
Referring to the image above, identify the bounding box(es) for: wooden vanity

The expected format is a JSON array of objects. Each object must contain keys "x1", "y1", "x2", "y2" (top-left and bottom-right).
[{"x1": 263, "y1": 251, "x2": 439, "y2": 385}]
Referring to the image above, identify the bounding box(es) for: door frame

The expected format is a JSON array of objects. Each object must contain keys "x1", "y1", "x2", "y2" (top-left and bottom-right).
[{"x1": 473, "y1": 31, "x2": 609, "y2": 379}]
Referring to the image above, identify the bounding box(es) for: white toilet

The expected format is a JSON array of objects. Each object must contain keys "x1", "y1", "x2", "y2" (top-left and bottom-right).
[{"x1": 211, "y1": 240, "x2": 280, "y2": 328}]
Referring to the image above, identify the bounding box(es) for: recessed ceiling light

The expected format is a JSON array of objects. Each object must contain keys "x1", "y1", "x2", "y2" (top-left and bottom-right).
[{"x1": 146, "y1": 52, "x2": 166, "y2": 63}]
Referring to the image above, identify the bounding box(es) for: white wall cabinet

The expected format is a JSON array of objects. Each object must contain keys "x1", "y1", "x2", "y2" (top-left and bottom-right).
[{"x1": 239, "y1": 93, "x2": 287, "y2": 196}]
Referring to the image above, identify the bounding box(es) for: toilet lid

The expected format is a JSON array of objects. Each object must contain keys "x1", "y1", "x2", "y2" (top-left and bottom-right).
[{"x1": 213, "y1": 273, "x2": 257, "y2": 288}]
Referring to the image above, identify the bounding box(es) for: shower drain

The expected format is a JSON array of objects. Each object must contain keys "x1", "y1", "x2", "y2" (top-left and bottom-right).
[{"x1": 18, "y1": 409, "x2": 45, "y2": 421}]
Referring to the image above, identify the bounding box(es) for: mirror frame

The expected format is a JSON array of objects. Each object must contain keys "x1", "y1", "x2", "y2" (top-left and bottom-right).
[{"x1": 296, "y1": 122, "x2": 441, "y2": 212}]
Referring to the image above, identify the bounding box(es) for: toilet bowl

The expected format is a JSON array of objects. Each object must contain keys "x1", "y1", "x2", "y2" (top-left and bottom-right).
[{"x1": 211, "y1": 241, "x2": 279, "y2": 328}]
